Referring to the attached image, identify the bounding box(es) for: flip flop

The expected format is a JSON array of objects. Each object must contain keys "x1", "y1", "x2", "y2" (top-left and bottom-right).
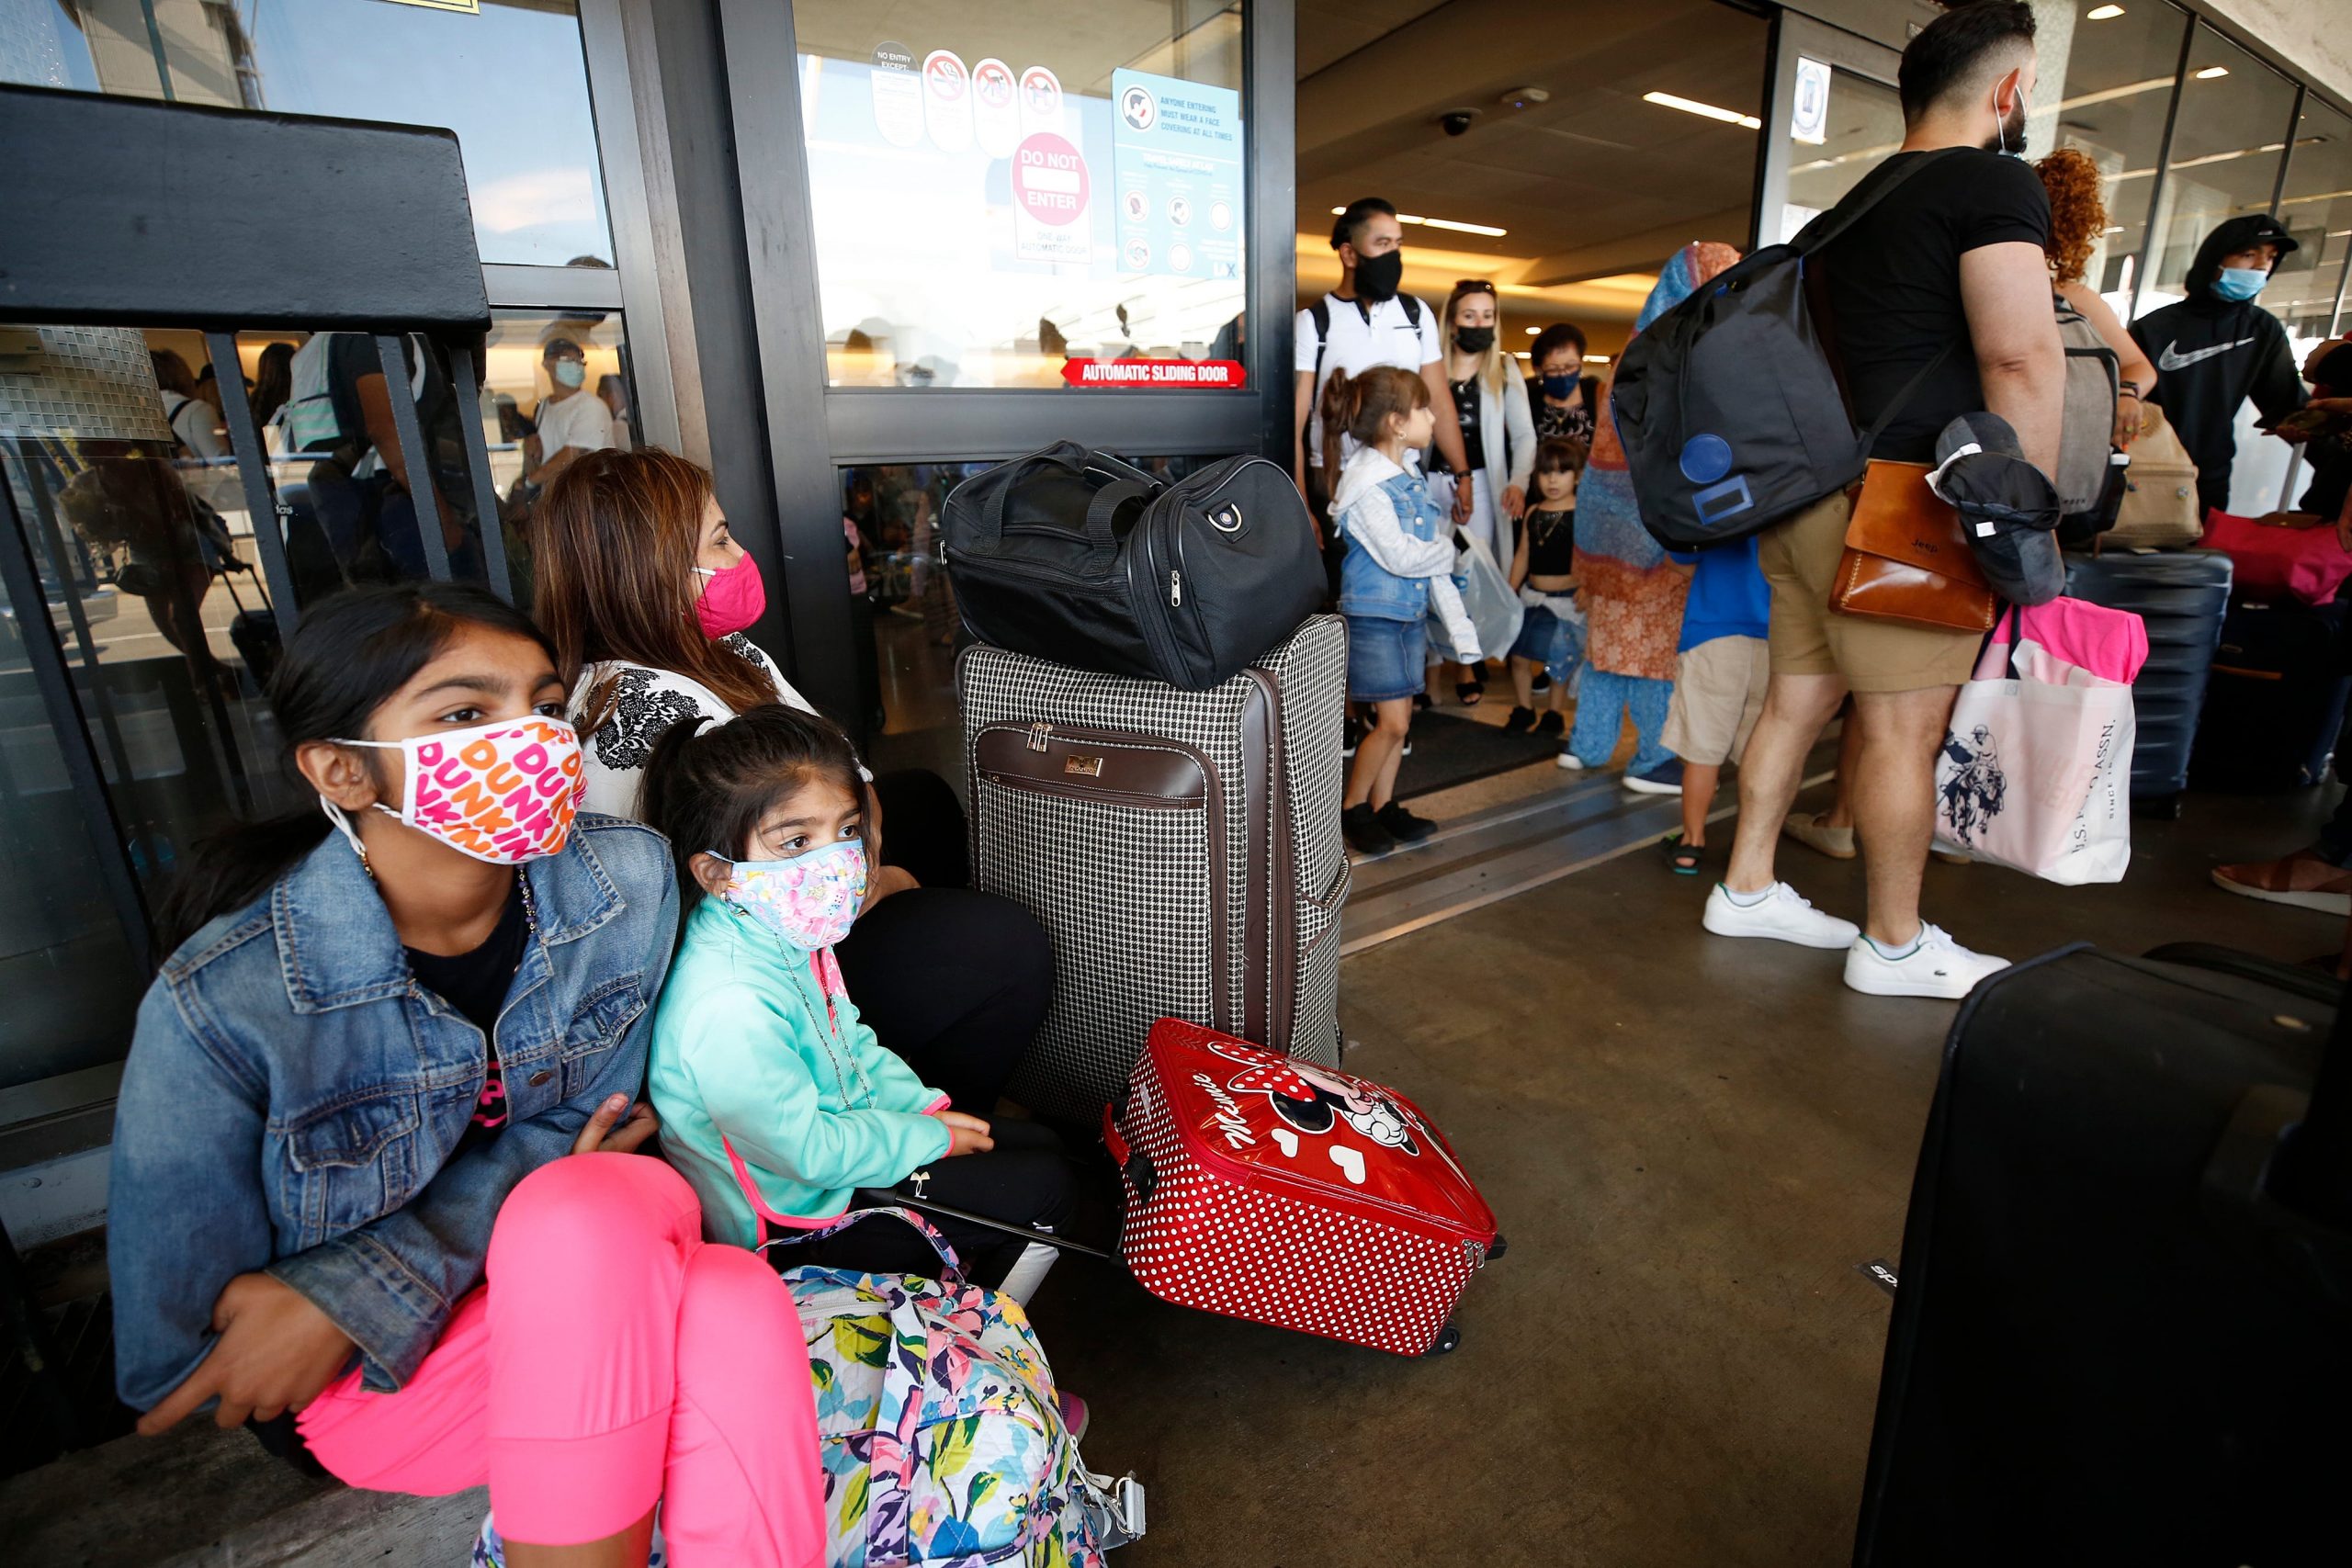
[{"x1": 1456, "y1": 681, "x2": 1484, "y2": 706}]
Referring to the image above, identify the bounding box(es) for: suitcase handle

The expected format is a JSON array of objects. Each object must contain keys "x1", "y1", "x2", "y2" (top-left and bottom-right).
[
  {"x1": 1101, "y1": 1103, "x2": 1156, "y2": 1203},
  {"x1": 1101, "y1": 1102, "x2": 1129, "y2": 1167}
]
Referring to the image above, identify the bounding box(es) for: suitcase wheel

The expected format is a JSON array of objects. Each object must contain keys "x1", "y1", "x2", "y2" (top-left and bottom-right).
[{"x1": 1426, "y1": 1321, "x2": 1462, "y2": 1356}]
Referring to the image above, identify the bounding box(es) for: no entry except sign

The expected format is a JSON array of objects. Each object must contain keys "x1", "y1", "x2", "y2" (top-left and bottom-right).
[{"x1": 1012, "y1": 132, "x2": 1088, "y2": 224}]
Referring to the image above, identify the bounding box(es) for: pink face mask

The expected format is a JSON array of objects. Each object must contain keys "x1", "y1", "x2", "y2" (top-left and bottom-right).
[
  {"x1": 695, "y1": 553, "x2": 766, "y2": 638},
  {"x1": 323, "y1": 716, "x2": 584, "y2": 866}
]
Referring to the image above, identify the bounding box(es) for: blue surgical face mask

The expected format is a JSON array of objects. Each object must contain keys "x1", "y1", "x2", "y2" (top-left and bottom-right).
[
  {"x1": 1541, "y1": 373, "x2": 1578, "y2": 400},
  {"x1": 2212, "y1": 266, "x2": 2269, "y2": 303}
]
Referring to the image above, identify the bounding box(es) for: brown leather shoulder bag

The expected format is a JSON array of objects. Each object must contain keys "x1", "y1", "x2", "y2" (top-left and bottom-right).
[{"x1": 1832, "y1": 458, "x2": 1997, "y2": 633}]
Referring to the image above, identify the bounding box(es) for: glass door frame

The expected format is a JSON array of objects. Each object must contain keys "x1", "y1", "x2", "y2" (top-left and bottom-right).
[
  {"x1": 1753, "y1": 10, "x2": 1903, "y2": 254},
  {"x1": 707, "y1": 0, "x2": 1295, "y2": 727}
]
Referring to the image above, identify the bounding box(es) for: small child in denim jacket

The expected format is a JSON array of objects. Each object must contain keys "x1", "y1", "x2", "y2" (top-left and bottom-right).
[{"x1": 1321, "y1": 366, "x2": 1479, "y2": 855}]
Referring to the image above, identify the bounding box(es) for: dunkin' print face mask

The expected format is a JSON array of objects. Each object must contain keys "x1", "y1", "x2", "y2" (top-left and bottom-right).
[
  {"x1": 712, "y1": 838, "x2": 866, "y2": 953},
  {"x1": 323, "y1": 716, "x2": 583, "y2": 866}
]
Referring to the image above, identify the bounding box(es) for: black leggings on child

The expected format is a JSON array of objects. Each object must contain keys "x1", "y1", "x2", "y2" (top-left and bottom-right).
[{"x1": 780, "y1": 1121, "x2": 1078, "y2": 1291}]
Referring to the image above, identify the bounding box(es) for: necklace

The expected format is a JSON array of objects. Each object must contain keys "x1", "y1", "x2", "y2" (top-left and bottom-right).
[{"x1": 728, "y1": 904, "x2": 875, "y2": 1108}]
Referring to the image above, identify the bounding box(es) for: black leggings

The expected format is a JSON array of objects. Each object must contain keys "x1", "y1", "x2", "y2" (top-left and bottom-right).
[
  {"x1": 832, "y1": 884, "x2": 1052, "y2": 1116},
  {"x1": 781, "y1": 1121, "x2": 1077, "y2": 1289}
]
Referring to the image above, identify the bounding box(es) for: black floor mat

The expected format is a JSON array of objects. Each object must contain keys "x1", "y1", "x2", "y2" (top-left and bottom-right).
[{"x1": 1393, "y1": 711, "x2": 1561, "y2": 800}]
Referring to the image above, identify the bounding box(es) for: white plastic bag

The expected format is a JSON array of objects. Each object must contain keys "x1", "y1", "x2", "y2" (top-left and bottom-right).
[
  {"x1": 1426, "y1": 529, "x2": 1521, "y2": 665},
  {"x1": 1934, "y1": 635, "x2": 2134, "y2": 886}
]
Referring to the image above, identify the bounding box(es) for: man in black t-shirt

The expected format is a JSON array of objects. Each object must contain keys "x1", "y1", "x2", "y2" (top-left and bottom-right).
[{"x1": 1709, "y1": 0, "x2": 2064, "y2": 1001}]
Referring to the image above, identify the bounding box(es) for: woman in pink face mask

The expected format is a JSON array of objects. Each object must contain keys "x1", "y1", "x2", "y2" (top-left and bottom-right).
[{"x1": 535, "y1": 449, "x2": 1052, "y2": 1128}]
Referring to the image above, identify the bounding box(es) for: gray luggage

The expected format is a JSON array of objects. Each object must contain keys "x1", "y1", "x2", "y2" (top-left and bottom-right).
[{"x1": 959, "y1": 615, "x2": 1349, "y2": 1122}]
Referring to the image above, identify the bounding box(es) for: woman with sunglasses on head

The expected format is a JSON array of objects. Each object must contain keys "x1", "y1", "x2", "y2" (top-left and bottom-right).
[
  {"x1": 110, "y1": 581, "x2": 824, "y2": 1567},
  {"x1": 1431, "y1": 278, "x2": 1536, "y2": 705},
  {"x1": 533, "y1": 449, "x2": 1051, "y2": 1122}
]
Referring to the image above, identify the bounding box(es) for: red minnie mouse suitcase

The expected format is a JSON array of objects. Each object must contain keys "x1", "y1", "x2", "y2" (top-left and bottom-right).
[{"x1": 1104, "y1": 1020, "x2": 1500, "y2": 1356}]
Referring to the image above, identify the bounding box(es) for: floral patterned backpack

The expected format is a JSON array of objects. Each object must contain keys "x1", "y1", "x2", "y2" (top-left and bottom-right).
[{"x1": 775, "y1": 1206, "x2": 1146, "y2": 1567}]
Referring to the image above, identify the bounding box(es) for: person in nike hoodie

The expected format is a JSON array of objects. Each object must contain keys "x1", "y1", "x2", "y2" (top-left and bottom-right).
[{"x1": 2129, "y1": 213, "x2": 2307, "y2": 517}]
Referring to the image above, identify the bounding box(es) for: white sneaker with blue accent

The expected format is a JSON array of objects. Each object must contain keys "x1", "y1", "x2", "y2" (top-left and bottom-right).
[
  {"x1": 1701, "y1": 882, "x2": 1860, "y2": 950},
  {"x1": 1843, "y1": 924, "x2": 2009, "y2": 999}
]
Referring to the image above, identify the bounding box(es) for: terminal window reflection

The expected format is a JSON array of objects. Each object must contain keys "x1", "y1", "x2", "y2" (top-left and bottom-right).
[
  {"x1": 792, "y1": 2, "x2": 1249, "y2": 389},
  {"x1": 2134, "y1": 26, "x2": 2298, "y2": 322},
  {"x1": 0, "y1": 0, "x2": 615, "y2": 267}
]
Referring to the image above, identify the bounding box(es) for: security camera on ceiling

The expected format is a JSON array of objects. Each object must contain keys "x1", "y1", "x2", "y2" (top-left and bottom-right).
[{"x1": 1441, "y1": 109, "x2": 1478, "y2": 137}]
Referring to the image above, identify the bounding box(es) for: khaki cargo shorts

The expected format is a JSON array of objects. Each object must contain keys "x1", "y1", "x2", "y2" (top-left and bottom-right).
[{"x1": 1758, "y1": 489, "x2": 1981, "y2": 694}]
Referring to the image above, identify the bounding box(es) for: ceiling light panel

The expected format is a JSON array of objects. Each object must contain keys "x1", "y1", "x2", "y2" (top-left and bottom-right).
[{"x1": 1641, "y1": 91, "x2": 1763, "y2": 131}]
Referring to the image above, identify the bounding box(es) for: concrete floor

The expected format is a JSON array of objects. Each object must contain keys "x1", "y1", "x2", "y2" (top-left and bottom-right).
[{"x1": 1026, "y1": 783, "x2": 2342, "y2": 1567}]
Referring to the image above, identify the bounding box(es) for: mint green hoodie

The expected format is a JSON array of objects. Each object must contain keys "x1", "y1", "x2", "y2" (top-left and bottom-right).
[{"x1": 650, "y1": 897, "x2": 952, "y2": 1247}]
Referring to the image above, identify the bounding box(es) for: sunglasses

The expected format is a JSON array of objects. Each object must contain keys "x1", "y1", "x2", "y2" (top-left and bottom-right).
[{"x1": 1453, "y1": 279, "x2": 1497, "y2": 294}]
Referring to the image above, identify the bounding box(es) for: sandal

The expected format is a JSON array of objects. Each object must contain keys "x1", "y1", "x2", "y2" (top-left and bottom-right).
[
  {"x1": 1456, "y1": 681, "x2": 1484, "y2": 706},
  {"x1": 1503, "y1": 705, "x2": 1536, "y2": 733},
  {"x1": 1659, "y1": 831, "x2": 1703, "y2": 875}
]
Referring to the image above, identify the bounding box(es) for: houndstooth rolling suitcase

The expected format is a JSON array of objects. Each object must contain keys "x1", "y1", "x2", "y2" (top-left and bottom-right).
[{"x1": 959, "y1": 615, "x2": 1348, "y2": 1122}]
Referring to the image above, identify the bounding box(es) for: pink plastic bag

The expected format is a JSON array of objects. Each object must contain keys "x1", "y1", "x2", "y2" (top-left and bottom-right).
[
  {"x1": 1989, "y1": 599, "x2": 2149, "y2": 685},
  {"x1": 2203, "y1": 510, "x2": 2352, "y2": 606}
]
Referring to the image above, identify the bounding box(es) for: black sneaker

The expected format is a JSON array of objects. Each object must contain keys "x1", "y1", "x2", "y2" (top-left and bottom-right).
[
  {"x1": 1503, "y1": 705, "x2": 1537, "y2": 734},
  {"x1": 1376, "y1": 801, "x2": 1439, "y2": 843},
  {"x1": 1536, "y1": 711, "x2": 1565, "y2": 737},
  {"x1": 1342, "y1": 802, "x2": 1397, "y2": 854},
  {"x1": 1531, "y1": 670, "x2": 1552, "y2": 694}
]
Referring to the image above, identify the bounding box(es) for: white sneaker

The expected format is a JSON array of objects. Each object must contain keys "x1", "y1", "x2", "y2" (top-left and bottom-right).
[
  {"x1": 1843, "y1": 924, "x2": 2009, "y2": 999},
  {"x1": 1556, "y1": 750, "x2": 1588, "y2": 771},
  {"x1": 1702, "y1": 882, "x2": 1860, "y2": 950}
]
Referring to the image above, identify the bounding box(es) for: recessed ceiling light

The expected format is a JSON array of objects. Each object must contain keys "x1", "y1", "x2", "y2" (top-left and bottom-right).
[
  {"x1": 1584, "y1": 354, "x2": 1611, "y2": 363},
  {"x1": 2195, "y1": 66, "x2": 2230, "y2": 80},
  {"x1": 1642, "y1": 91, "x2": 1762, "y2": 130},
  {"x1": 1514, "y1": 352, "x2": 1532, "y2": 360},
  {"x1": 2086, "y1": 5, "x2": 2124, "y2": 19},
  {"x1": 1524, "y1": 326, "x2": 1542, "y2": 334}
]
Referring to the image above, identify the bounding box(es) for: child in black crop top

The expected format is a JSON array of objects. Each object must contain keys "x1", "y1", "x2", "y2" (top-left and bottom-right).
[{"x1": 1504, "y1": 437, "x2": 1587, "y2": 736}]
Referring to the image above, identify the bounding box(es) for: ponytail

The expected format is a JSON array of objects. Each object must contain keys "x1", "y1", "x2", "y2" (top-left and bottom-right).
[
  {"x1": 154, "y1": 581, "x2": 557, "y2": 954},
  {"x1": 1318, "y1": 368, "x2": 1361, "y2": 499}
]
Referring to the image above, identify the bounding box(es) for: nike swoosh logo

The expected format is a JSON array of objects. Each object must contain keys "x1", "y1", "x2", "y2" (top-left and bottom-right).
[{"x1": 2156, "y1": 337, "x2": 2257, "y2": 371}]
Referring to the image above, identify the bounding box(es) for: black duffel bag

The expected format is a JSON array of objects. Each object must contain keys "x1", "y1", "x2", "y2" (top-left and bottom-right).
[{"x1": 941, "y1": 442, "x2": 1325, "y2": 689}]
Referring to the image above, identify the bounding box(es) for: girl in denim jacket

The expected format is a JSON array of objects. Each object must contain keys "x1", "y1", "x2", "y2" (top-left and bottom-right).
[
  {"x1": 110, "y1": 582, "x2": 823, "y2": 1567},
  {"x1": 1322, "y1": 365, "x2": 1481, "y2": 855}
]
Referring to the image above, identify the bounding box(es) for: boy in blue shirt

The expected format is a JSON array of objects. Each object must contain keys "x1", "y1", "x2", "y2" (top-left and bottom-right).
[{"x1": 1658, "y1": 536, "x2": 1770, "y2": 874}]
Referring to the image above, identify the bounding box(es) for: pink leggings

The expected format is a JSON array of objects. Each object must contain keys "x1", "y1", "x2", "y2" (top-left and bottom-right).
[{"x1": 298, "y1": 1155, "x2": 824, "y2": 1565}]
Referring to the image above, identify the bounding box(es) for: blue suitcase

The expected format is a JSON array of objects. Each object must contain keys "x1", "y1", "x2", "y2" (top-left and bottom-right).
[{"x1": 2063, "y1": 548, "x2": 2231, "y2": 814}]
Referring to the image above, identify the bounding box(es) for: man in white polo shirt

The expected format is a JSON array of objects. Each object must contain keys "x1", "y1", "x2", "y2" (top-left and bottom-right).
[{"x1": 1293, "y1": 197, "x2": 1471, "y2": 541}]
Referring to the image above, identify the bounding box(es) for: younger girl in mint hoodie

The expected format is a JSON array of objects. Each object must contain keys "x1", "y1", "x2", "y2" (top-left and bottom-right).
[{"x1": 643, "y1": 704, "x2": 1075, "y2": 1303}]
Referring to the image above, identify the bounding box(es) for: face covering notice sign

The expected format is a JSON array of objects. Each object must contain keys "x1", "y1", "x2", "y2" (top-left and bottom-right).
[{"x1": 1110, "y1": 68, "x2": 1242, "y2": 284}]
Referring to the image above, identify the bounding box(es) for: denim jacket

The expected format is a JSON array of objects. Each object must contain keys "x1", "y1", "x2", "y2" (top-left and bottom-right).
[
  {"x1": 108, "y1": 816, "x2": 677, "y2": 1409},
  {"x1": 1333, "y1": 446, "x2": 1453, "y2": 622}
]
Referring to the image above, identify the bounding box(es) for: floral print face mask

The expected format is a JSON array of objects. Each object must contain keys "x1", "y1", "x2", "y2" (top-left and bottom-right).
[{"x1": 713, "y1": 838, "x2": 866, "y2": 952}]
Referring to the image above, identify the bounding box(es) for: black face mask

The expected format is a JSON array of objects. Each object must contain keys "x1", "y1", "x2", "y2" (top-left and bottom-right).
[
  {"x1": 1353, "y1": 249, "x2": 1404, "y2": 301},
  {"x1": 1453, "y1": 325, "x2": 1495, "y2": 354}
]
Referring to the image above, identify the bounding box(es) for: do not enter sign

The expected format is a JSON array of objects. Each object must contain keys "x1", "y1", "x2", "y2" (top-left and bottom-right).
[{"x1": 1012, "y1": 132, "x2": 1088, "y2": 226}]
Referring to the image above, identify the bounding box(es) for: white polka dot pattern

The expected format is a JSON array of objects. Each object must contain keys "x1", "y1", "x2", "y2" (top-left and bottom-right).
[{"x1": 1110, "y1": 1021, "x2": 1498, "y2": 1358}]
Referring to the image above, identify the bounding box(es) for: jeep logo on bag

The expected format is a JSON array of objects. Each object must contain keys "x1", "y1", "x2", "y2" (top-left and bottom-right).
[{"x1": 1206, "y1": 502, "x2": 1243, "y2": 534}]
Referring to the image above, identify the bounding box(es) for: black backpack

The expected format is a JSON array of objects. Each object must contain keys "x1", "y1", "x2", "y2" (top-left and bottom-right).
[
  {"x1": 1610, "y1": 150, "x2": 1962, "y2": 549},
  {"x1": 941, "y1": 442, "x2": 1326, "y2": 690}
]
